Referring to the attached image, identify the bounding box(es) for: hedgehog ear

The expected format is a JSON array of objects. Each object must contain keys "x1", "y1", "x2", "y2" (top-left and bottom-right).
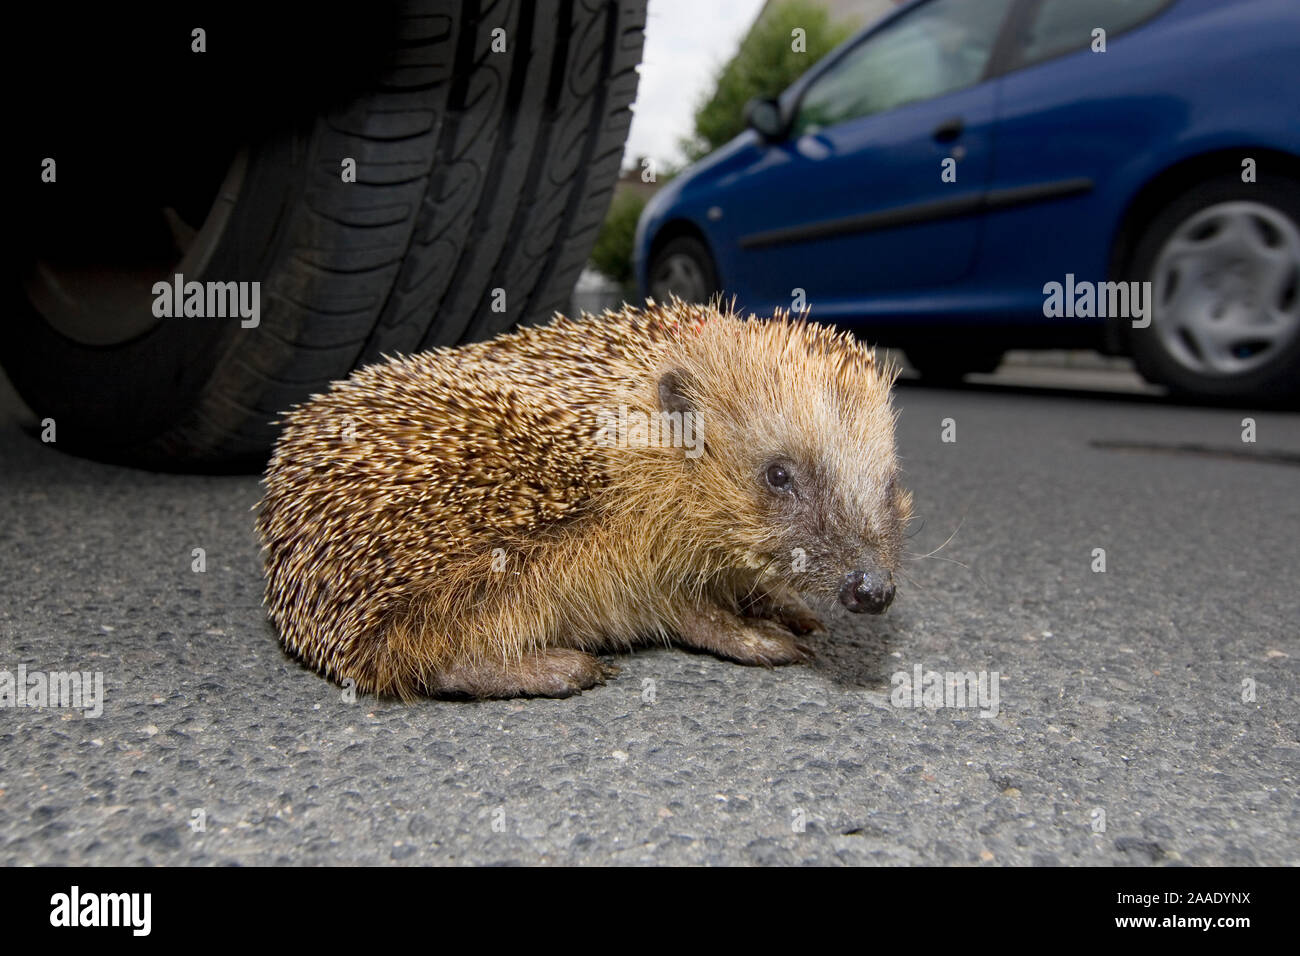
[{"x1": 658, "y1": 370, "x2": 694, "y2": 415}]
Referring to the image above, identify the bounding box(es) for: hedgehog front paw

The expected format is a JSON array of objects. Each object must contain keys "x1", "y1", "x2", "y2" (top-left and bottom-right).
[
  {"x1": 728, "y1": 619, "x2": 814, "y2": 667},
  {"x1": 674, "y1": 604, "x2": 814, "y2": 668},
  {"x1": 776, "y1": 604, "x2": 826, "y2": 636},
  {"x1": 741, "y1": 587, "x2": 826, "y2": 636},
  {"x1": 425, "y1": 648, "x2": 618, "y2": 700}
]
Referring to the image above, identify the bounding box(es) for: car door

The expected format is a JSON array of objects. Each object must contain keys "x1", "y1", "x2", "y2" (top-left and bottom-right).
[
  {"x1": 976, "y1": 0, "x2": 1182, "y2": 317},
  {"x1": 717, "y1": 0, "x2": 1018, "y2": 319}
]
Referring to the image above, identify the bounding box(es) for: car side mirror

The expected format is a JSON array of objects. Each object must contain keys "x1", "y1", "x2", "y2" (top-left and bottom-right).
[{"x1": 745, "y1": 97, "x2": 787, "y2": 141}]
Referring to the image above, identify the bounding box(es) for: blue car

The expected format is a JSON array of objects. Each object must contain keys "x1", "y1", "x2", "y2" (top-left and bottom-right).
[{"x1": 635, "y1": 0, "x2": 1300, "y2": 401}]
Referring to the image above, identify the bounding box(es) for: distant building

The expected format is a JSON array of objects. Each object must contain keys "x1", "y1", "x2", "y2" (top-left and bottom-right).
[{"x1": 615, "y1": 161, "x2": 664, "y2": 201}]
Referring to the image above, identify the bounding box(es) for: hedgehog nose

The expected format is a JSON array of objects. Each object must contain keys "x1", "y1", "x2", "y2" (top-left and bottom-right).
[{"x1": 839, "y1": 570, "x2": 895, "y2": 614}]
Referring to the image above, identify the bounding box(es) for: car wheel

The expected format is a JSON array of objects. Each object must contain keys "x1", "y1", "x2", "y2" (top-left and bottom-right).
[
  {"x1": 1126, "y1": 174, "x2": 1300, "y2": 403},
  {"x1": 647, "y1": 235, "x2": 719, "y2": 304},
  {"x1": 4, "y1": 1, "x2": 647, "y2": 470},
  {"x1": 905, "y1": 348, "x2": 1003, "y2": 382}
]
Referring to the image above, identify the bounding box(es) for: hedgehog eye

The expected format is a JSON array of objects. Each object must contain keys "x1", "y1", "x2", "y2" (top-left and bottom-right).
[{"x1": 765, "y1": 461, "x2": 794, "y2": 493}]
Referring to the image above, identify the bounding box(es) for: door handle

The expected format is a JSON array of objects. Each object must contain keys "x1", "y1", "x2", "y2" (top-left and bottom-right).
[{"x1": 933, "y1": 117, "x2": 965, "y2": 142}]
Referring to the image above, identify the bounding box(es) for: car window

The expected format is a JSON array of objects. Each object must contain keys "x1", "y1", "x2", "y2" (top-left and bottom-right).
[
  {"x1": 792, "y1": 0, "x2": 1016, "y2": 137},
  {"x1": 1018, "y1": 0, "x2": 1172, "y2": 65}
]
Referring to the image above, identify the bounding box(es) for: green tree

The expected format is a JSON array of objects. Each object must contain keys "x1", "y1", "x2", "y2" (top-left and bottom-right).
[
  {"x1": 589, "y1": 189, "x2": 647, "y2": 290},
  {"x1": 681, "y1": 0, "x2": 853, "y2": 162}
]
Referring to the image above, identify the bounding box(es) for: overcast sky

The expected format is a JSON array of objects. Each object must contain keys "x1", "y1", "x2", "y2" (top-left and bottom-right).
[{"x1": 623, "y1": 0, "x2": 767, "y2": 171}]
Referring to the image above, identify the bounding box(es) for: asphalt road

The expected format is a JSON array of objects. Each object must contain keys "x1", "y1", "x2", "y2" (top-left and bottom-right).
[{"x1": 1, "y1": 370, "x2": 1297, "y2": 866}]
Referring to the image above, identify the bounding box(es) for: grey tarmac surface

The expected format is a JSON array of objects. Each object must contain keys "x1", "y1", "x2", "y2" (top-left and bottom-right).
[{"x1": 1, "y1": 371, "x2": 1297, "y2": 866}]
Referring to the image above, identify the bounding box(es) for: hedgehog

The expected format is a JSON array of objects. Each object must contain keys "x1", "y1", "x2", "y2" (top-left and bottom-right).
[{"x1": 255, "y1": 298, "x2": 912, "y2": 700}]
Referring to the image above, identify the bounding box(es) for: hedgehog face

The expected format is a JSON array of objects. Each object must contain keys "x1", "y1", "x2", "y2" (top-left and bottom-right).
[
  {"x1": 748, "y1": 439, "x2": 912, "y2": 615},
  {"x1": 658, "y1": 315, "x2": 912, "y2": 615}
]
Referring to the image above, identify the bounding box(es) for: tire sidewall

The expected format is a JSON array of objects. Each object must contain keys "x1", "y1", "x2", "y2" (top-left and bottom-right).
[
  {"x1": 648, "y1": 235, "x2": 719, "y2": 304},
  {"x1": 1125, "y1": 174, "x2": 1300, "y2": 402},
  {"x1": 2, "y1": 129, "x2": 310, "y2": 463},
  {"x1": 905, "y1": 347, "x2": 1004, "y2": 380}
]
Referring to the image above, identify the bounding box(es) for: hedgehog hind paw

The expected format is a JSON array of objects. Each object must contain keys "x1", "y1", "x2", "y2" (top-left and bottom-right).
[{"x1": 423, "y1": 648, "x2": 617, "y2": 700}]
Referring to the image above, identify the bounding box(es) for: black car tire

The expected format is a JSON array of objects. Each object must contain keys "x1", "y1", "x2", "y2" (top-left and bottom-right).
[
  {"x1": 646, "y1": 235, "x2": 720, "y2": 305},
  {"x1": 905, "y1": 347, "x2": 1004, "y2": 382},
  {"x1": 5, "y1": 0, "x2": 646, "y2": 469},
  {"x1": 1124, "y1": 173, "x2": 1300, "y2": 404}
]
